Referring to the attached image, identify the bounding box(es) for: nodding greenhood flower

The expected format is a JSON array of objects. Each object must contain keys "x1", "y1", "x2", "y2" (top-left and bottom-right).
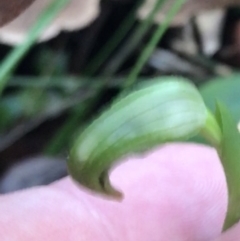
[
  {"x1": 0, "y1": 0, "x2": 100, "y2": 45},
  {"x1": 68, "y1": 77, "x2": 240, "y2": 231}
]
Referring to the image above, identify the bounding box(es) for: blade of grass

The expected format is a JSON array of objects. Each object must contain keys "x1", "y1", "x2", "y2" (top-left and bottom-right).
[
  {"x1": 8, "y1": 76, "x2": 148, "y2": 90},
  {"x1": 84, "y1": 0, "x2": 145, "y2": 75},
  {"x1": 102, "y1": 0, "x2": 168, "y2": 77},
  {"x1": 125, "y1": 0, "x2": 186, "y2": 88},
  {"x1": 0, "y1": 0, "x2": 69, "y2": 95}
]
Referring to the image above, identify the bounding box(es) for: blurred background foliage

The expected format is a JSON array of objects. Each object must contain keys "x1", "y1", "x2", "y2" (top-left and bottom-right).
[{"x1": 0, "y1": 0, "x2": 240, "y2": 193}]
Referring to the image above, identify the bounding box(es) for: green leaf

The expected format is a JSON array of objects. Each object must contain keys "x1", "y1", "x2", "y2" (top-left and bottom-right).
[
  {"x1": 214, "y1": 102, "x2": 240, "y2": 231},
  {"x1": 190, "y1": 74, "x2": 240, "y2": 145},
  {"x1": 200, "y1": 74, "x2": 240, "y2": 122}
]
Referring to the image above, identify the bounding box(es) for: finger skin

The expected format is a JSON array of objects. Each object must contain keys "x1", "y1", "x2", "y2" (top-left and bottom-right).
[
  {"x1": 0, "y1": 143, "x2": 227, "y2": 241},
  {"x1": 214, "y1": 223, "x2": 240, "y2": 241}
]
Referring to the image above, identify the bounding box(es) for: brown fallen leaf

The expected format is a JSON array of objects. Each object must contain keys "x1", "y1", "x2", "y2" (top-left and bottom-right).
[
  {"x1": 0, "y1": 0, "x2": 35, "y2": 27},
  {"x1": 0, "y1": 0, "x2": 100, "y2": 45},
  {"x1": 138, "y1": 0, "x2": 240, "y2": 25}
]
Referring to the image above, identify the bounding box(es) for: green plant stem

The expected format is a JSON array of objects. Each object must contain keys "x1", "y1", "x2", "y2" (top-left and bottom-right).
[
  {"x1": 125, "y1": 0, "x2": 186, "y2": 88},
  {"x1": 103, "y1": 0, "x2": 168, "y2": 77},
  {"x1": 125, "y1": 0, "x2": 186, "y2": 87},
  {"x1": 0, "y1": 0, "x2": 69, "y2": 95},
  {"x1": 200, "y1": 109, "x2": 222, "y2": 147},
  {"x1": 8, "y1": 76, "x2": 147, "y2": 90},
  {"x1": 199, "y1": 103, "x2": 240, "y2": 231},
  {"x1": 214, "y1": 103, "x2": 240, "y2": 231},
  {"x1": 84, "y1": 0, "x2": 145, "y2": 75}
]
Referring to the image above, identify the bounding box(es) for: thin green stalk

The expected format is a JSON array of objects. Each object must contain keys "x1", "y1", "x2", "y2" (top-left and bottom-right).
[
  {"x1": 84, "y1": 0, "x2": 145, "y2": 75},
  {"x1": 200, "y1": 109, "x2": 222, "y2": 147},
  {"x1": 125, "y1": 0, "x2": 186, "y2": 88},
  {"x1": 8, "y1": 76, "x2": 147, "y2": 89},
  {"x1": 212, "y1": 103, "x2": 240, "y2": 231},
  {"x1": 0, "y1": 0, "x2": 69, "y2": 95},
  {"x1": 103, "y1": 0, "x2": 168, "y2": 76}
]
